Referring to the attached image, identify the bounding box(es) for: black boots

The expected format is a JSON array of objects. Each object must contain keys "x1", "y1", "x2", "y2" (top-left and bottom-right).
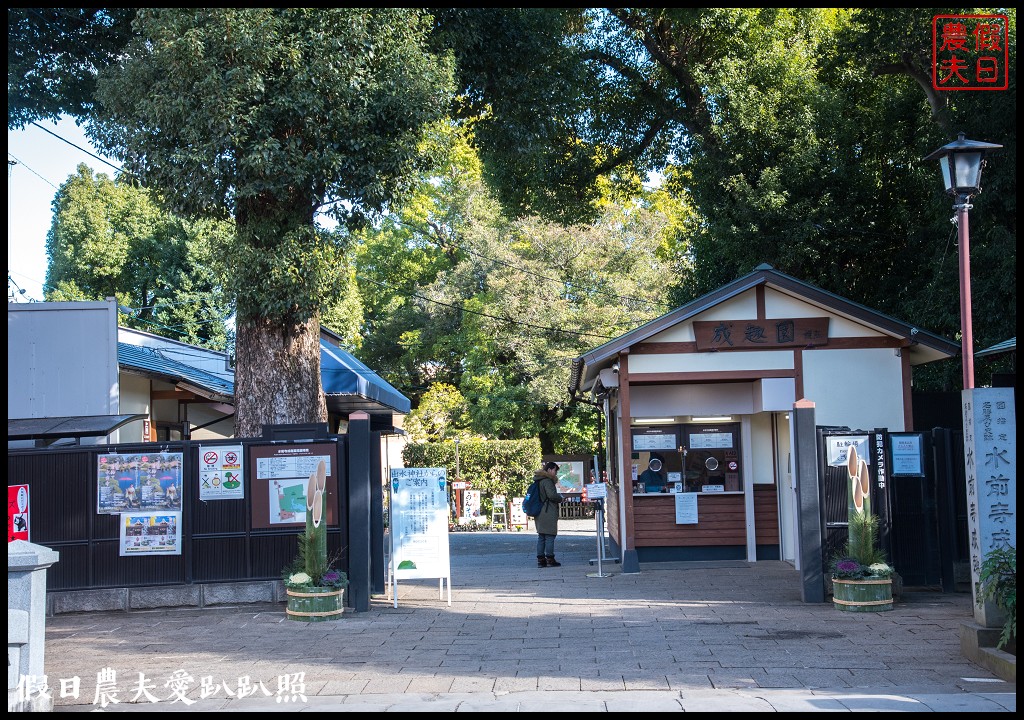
[
  {"x1": 537, "y1": 556, "x2": 547, "y2": 567},
  {"x1": 545, "y1": 556, "x2": 561, "y2": 567}
]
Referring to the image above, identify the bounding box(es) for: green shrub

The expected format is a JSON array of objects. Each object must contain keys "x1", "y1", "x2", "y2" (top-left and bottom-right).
[
  {"x1": 977, "y1": 545, "x2": 1016, "y2": 650},
  {"x1": 402, "y1": 438, "x2": 541, "y2": 498}
]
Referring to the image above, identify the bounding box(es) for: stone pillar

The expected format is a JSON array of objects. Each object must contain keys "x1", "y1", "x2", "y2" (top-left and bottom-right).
[
  {"x1": 8, "y1": 540, "x2": 59, "y2": 712},
  {"x1": 961, "y1": 387, "x2": 1016, "y2": 627},
  {"x1": 792, "y1": 399, "x2": 825, "y2": 603}
]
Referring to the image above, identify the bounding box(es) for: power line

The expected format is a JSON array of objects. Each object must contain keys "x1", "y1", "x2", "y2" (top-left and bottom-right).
[
  {"x1": 7, "y1": 154, "x2": 60, "y2": 190},
  {"x1": 419, "y1": 229, "x2": 674, "y2": 312},
  {"x1": 29, "y1": 121, "x2": 121, "y2": 172}
]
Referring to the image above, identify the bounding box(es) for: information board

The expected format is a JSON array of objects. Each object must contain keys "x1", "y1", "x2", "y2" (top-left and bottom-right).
[
  {"x1": 633, "y1": 433, "x2": 678, "y2": 451},
  {"x1": 675, "y1": 493, "x2": 698, "y2": 524},
  {"x1": 389, "y1": 467, "x2": 451, "y2": 607},
  {"x1": 199, "y1": 444, "x2": 244, "y2": 500},
  {"x1": 248, "y1": 443, "x2": 339, "y2": 529}
]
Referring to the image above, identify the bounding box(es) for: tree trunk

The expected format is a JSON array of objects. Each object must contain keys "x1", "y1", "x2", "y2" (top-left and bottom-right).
[{"x1": 234, "y1": 314, "x2": 326, "y2": 438}]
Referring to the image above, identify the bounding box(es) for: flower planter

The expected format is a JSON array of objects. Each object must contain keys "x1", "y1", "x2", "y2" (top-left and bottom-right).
[
  {"x1": 285, "y1": 586, "x2": 345, "y2": 622},
  {"x1": 832, "y1": 577, "x2": 893, "y2": 612}
]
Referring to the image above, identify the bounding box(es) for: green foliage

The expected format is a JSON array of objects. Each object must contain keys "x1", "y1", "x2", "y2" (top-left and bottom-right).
[
  {"x1": 404, "y1": 383, "x2": 471, "y2": 442},
  {"x1": 402, "y1": 438, "x2": 541, "y2": 498},
  {"x1": 438, "y1": 8, "x2": 1016, "y2": 392},
  {"x1": 45, "y1": 164, "x2": 232, "y2": 349},
  {"x1": 831, "y1": 511, "x2": 892, "y2": 580},
  {"x1": 977, "y1": 545, "x2": 1016, "y2": 650},
  {"x1": 7, "y1": 8, "x2": 136, "y2": 128},
  {"x1": 79, "y1": 8, "x2": 456, "y2": 432}
]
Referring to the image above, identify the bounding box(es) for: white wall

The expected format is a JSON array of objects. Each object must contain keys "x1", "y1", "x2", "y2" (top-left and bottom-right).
[
  {"x1": 118, "y1": 373, "x2": 151, "y2": 443},
  {"x1": 8, "y1": 300, "x2": 120, "y2": 444},
  {"x1": 802, "y1": 348, "x2": 906, "y2": 431},
  {"x1": 630, "y1": 383, "x2": 756, "y2": 417}
]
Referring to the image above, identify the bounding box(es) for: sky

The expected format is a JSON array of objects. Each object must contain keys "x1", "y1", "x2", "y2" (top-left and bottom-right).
[{"x1": 7, "y1": 116, "x2": 117, "y2": 303}]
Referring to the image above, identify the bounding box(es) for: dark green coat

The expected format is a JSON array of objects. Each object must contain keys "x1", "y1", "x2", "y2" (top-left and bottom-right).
[{"x1": 534, "y1": 472, "x2": 562, "y2": 535}]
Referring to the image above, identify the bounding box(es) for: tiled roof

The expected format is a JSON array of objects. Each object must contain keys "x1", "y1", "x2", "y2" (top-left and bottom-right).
[{"x1": 118, "y1": 342, "x2": 235, "y2": 400}]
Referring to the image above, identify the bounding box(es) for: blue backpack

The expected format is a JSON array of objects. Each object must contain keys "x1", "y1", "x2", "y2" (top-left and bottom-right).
[{"x1": 522, "y1": 479, "x2": 544, "y2": 517}]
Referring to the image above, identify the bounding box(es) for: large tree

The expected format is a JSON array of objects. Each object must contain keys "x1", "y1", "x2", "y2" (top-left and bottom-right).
[
  {"x1": 437, "y1": 8, "x2": 1016, "y2": 390},
  {"x1": 85, "y1": 9, "x2": 455, "y2": 435},
  {"x1": 45, "y1": 164, "x2": 232, "y2": 349},
  {"x1": 7, "y1": 8, "x2": 136, "y2": 127},
  {"x1": 355, "y1": 126, "x2": 688, "y2": 452}
]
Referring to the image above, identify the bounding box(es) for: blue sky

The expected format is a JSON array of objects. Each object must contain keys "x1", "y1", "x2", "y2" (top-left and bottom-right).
[{"x1": 7, "y1": 117, "x2": 115, "y2": 303}]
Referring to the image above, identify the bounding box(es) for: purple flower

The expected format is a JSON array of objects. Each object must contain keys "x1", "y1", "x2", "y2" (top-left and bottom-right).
[
  {"x1": 836, "y1": 560, "x2": 860, "y2": 573},
  {"x1": 322, "y1": 570, "x2": 340, "y2": 583}
]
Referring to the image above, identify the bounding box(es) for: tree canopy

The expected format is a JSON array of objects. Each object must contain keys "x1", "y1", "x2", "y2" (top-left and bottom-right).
[
  {"x1": 83, "y1": 8, "x2": 456, "y2": 435},
  {"x1": 8, "y1": 7, "x2": 1015, "y2": 445},
  {"x1": 45, "y1": 164, "x2": 232, "y2": 349},
  {"x1": 438, "y1": 8, "x2": 1016, "y2": 389}
]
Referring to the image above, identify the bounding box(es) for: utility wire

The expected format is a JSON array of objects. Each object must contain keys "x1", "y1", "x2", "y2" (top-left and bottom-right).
[
  {"x1": 7, "y1": 154, "x2": 60, "y2": 190},
  {"x1": 358, "y1": 274, "x2": 616, "y2": 341},
  {"x1": 29, "y1": 121, "x2": 121, "y2": 172}
]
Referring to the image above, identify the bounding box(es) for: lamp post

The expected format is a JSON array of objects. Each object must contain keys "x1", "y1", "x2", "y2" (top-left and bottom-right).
[{"x1": 922, "y1": 132, "x2": 1002, "y2": 389}]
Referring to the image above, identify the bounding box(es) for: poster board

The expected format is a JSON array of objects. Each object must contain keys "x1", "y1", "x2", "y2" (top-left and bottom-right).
[
  {"x1": 248, "y1": 443, "x2": 339, "y2": 529},
  {"x1": 9, "y1": 484, "x2": 30, "y2": 542},
  {"x1": 119, "y1": 511, "x2": 182, "y2": 555},
  {"x1": 97, "y1": 451, "x2": 183, "y2": 514},
  {"x1": 510, "y1": 496, "x2": 528, "y2": 527},
  {"x1": 389, "y1": 467, "x2": 451, "y2": 607}
]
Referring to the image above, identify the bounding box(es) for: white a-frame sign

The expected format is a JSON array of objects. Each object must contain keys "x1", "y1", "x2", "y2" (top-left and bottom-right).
[{"x1": 388, "y1": 467, "x2": 451, "y2": 607}]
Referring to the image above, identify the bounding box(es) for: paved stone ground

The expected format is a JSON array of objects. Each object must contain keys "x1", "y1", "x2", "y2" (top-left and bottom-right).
[{"x1": 38, "y1": 520, "x2": 1015, "y2": 712}]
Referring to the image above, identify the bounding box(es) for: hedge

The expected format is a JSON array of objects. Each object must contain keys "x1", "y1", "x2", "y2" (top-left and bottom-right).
[{"x1": 401, "y1": 437, "x2": 541, "y2": 502}]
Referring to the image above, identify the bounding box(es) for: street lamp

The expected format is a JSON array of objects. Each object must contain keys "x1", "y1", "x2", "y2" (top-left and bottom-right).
[{"x1": 923, "y1": 132, "x2": 1002, "y2": 389}]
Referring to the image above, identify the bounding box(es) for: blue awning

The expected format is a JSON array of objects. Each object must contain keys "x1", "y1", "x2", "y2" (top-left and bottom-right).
[{"x1": 320, "y1": 339, "x2": 411, "y2": 415}]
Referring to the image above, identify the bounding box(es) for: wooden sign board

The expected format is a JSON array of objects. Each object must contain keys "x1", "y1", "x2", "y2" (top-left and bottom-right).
[{"x1": 693, "y1": 317, "x2": 829, "y2": 350}]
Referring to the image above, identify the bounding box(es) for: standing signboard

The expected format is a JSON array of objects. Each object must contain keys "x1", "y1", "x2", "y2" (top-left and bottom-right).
[{"x1": 389, "y1": 467, "x2": 451, "y2": 607}]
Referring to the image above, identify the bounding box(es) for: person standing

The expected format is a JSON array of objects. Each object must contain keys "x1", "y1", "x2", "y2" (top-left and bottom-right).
[{"x1": 535, "y1": 461, "x2": 564, "y2": 567}]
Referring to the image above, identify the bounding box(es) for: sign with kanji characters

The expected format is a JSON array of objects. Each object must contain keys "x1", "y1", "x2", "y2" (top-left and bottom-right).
[
  {"x1": 9, "y1": 484, "x2": 30, "y2": 543},
  {"x1": 693, "y1": 317, "x2": 829, "y2": 351},
  {"x1": 962, "y1": 387, "x2": 1016, "y2": 627},
  {"x1": 932, "y1": 14, "x2": 1009, "y2": 91},
  {"x1": 389, "y1": 467, "x2": 451, "y2": 607},
  {"x1": 119, "y1": 511, "x2": 181, "y2": 556},
  {"x1": 97, "y1": 452, "x2": 183, "y2": 514},
  {"x1": 199, "y1": 444, "x2": 245, "y2": 500}
]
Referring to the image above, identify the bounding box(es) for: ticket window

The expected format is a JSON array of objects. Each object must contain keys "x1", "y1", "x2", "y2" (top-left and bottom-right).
[
  {"x1": 683, "y1": 424, "x2": 742, "y2": 493},
  {"x1": 632, "y1": 449, "x2": 685, "y2": 494},
  {"x1": 631, "y1": 426, "x2": 684, "y2": 494}
]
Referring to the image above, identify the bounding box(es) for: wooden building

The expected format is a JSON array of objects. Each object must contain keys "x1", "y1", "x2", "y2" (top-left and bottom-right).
[{"x1": 568, "y1": 265, "x2": 959, "y2": 572}]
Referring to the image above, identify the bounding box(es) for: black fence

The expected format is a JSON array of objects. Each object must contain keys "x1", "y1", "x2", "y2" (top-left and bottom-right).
[
  {"x1": 817, "y1": 426, "x2": 968, "y2": 592},
  {"x1": 7, "y1": 434, "x2": 371, "y2": 593}
]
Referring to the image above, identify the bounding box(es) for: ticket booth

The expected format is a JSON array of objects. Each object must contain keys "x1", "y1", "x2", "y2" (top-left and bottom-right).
[{"x1": 569, "y1": 264, "x2": 959, "y2": 572}]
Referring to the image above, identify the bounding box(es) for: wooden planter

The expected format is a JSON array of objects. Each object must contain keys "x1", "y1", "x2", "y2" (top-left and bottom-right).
[
  {"x1": 832, "y1": 577, "x2": 893, "y2": 612},
  {"x1": 285, "y1": 586, "x2": 345, "y2": 622}
]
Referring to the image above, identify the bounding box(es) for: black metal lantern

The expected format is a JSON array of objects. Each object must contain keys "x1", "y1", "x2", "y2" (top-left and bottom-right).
[{"x1": 923, "y1": 132, "x2": 1003, "y2": 198}]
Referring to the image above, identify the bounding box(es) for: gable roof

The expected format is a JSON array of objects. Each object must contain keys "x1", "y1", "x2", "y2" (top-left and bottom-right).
[{"x1": 569, "y1": 264, "x2": 960, "y2": 395}]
